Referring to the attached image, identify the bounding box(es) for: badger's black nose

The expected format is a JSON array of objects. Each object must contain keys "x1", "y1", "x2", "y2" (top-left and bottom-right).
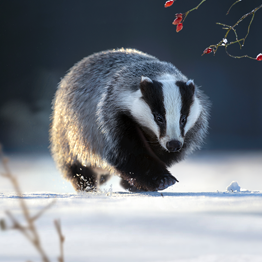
[{"x1": 166, "y1": 140, "x2": 182, "y2": 152}]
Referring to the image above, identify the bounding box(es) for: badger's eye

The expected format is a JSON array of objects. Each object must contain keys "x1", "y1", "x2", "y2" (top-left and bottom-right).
[
  {"x1": 154, "y1": 114, "x2": 164, "y2": 124},
  {"x1": 157, "y1": 116, "x2": 163, "y2": 123},
  {"x1": 180, "y1": 115, "x2": 187, "y2": 126}
]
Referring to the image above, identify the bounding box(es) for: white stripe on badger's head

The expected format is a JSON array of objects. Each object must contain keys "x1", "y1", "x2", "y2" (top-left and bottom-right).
[{"x1": 158, "y1": 75, "x2": 183, "y2": 150}]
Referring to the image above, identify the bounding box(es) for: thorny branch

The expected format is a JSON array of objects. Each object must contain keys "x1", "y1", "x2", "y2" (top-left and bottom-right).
[
  {"x1": 0, "y1": 144, "x2": 65, "y2": 262},
  {"x1": 164, "y1": 0, "x2": 262, "y2": 60}
]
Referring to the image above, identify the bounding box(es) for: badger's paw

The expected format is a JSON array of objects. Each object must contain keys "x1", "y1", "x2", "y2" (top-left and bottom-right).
[
  {"x1": 153, "y1": 173, "x2": 178, "y2": 191},
  {"x1": 120, "y1": 173, "x2": 178, "y2": 192}
]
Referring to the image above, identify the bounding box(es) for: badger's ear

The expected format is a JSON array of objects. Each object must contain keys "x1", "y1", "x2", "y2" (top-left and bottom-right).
[
  {"x1": 140, "y1": 76, "x2": 153, "y2": 96},
  {"x1": 141, "y1": 76, "x2": 153, "y2": 84},
  {"x1": 186, "y1": 79, "x2": 195, "y2": 94}
]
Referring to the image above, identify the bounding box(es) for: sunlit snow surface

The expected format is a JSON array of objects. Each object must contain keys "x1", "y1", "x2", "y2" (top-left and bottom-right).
[{"x1": 0, "y1": 152, "x2": 262, "y2": 262}]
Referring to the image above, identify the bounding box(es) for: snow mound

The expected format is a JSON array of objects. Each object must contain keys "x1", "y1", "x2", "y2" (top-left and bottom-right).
[
  {"x1": 226, "y1": 181, "x2": 257, "y2": 193},
  {"x1": 227, "y1": 181, "x2": 241, "y2": 192}
]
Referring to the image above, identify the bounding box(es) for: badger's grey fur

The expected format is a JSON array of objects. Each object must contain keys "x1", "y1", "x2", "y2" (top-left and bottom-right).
[{"x1": 50, "y1": 48, "x2": 210, "y2": 192}]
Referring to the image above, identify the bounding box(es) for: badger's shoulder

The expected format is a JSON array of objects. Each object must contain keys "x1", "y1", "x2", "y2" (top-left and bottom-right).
[{"x1": 68, "y1": 48, "x2": 158, "y2": 78}]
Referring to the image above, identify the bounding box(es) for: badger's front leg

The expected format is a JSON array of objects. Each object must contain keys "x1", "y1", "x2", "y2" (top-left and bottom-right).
[
  {"x1": 117, "y1": 158, "x2": 177, "y2": 191},
  {"x1": 115, "y1": 149, "x2": 178, "y2": 191},
  {"x1": 110, "y1": 123, "x2": 178, "y2": 191}
]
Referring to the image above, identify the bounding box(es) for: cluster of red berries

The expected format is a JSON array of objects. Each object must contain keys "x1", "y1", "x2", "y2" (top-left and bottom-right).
[
  {"x1": 172, "y1": 13, "x2": 183, "y2": 32},
  {"x1": 164, "y1": 1, "x2": 183, "y2": 32}
]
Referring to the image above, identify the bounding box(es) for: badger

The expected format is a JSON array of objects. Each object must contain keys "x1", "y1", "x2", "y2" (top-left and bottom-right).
[{"x1": 50, "y1": 48, "x2": 210, "y2": 192}]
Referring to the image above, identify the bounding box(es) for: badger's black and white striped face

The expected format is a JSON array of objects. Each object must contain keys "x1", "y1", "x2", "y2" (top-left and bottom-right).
[{"x1": 130, "y1": 75, "x2": 202, "y2": 152}]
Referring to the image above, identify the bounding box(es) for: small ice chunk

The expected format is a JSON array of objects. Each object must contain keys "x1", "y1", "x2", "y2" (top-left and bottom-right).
[{"x1": 226, "y1": 181, "x2": 241, "y2": 192}]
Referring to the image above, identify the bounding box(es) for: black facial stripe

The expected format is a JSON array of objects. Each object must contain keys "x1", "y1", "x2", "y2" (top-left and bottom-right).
[
  {"x1": 140, "y1": 80, "x2": 166, "y2": 138},
  {"x1": 176, "y1": 81, "x2": 195, "y2": 137}
]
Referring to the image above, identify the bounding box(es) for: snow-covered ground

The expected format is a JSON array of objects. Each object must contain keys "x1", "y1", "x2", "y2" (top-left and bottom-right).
[{"x1": 0, "y1": 152, "x2": 262, "y2": 262}]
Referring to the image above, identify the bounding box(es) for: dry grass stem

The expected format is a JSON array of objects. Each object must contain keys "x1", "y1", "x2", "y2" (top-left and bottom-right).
[
  {"x1": 0, "y1": 145, "x2": 65, "y2": 262},
  {"x1": 54, "y1": 220, "x2": 65, "y2": 262}
]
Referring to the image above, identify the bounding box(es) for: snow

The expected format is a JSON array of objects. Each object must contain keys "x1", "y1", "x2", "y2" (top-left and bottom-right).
[{"x1": 0, "y1": 152, "x2": 262, "y2": 262}]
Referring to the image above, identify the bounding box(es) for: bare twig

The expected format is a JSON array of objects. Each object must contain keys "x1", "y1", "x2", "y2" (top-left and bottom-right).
[
  {"x1": 182, "y1": 0, "x2": 207, "y2": 24},
  {"x1": 227, "y1": 0, "x2": 242, "y2": 15}
]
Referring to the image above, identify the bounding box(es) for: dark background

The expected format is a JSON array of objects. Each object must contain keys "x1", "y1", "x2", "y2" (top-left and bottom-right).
[{"x1": 1, "y1": 0, "x2": 262, "y2": 152}]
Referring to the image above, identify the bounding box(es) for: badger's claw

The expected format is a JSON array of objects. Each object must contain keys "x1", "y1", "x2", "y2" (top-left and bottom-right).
[{"x1": 156, "y1": 174, "x2": 177, "y2": 191}]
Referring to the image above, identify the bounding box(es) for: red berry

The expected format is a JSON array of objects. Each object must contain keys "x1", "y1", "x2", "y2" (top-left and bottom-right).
[
  {"x1": 164, "y1": 0, "x2": 174, "y2": 8},
  {"x1": 175, "y1": 13, "x2": 183, "y2": 18},
  {"x1": 256, "y1": 53, "x2": 262, "y2": 61},
  {"x1": 176, "y1": 23, "x2": 183, "y2": 32},
  {"x1": 203, "y1": 48, "x2": 213, "y2": 55},
  {"x1": 172, "y1": 16, "x2": 182, "y2": 25}
]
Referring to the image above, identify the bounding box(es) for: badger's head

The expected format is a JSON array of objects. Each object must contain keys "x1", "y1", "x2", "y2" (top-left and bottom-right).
[{"x1": 130, "y1": 74, "x2": 202, "y2": 153}]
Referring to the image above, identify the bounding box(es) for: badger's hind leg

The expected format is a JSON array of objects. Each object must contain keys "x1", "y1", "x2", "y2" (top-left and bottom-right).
[
  {"x1": 66, "y1": 161, "x2": 111, "y2": 192},
  {"x1": 67, "y1": 161, "x2": 96, "y2": 191}
]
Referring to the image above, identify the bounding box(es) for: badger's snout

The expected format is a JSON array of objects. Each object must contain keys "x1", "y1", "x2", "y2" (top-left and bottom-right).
[{"x1": 166, "y1": 140, "x2": 182, "y2": 152}]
